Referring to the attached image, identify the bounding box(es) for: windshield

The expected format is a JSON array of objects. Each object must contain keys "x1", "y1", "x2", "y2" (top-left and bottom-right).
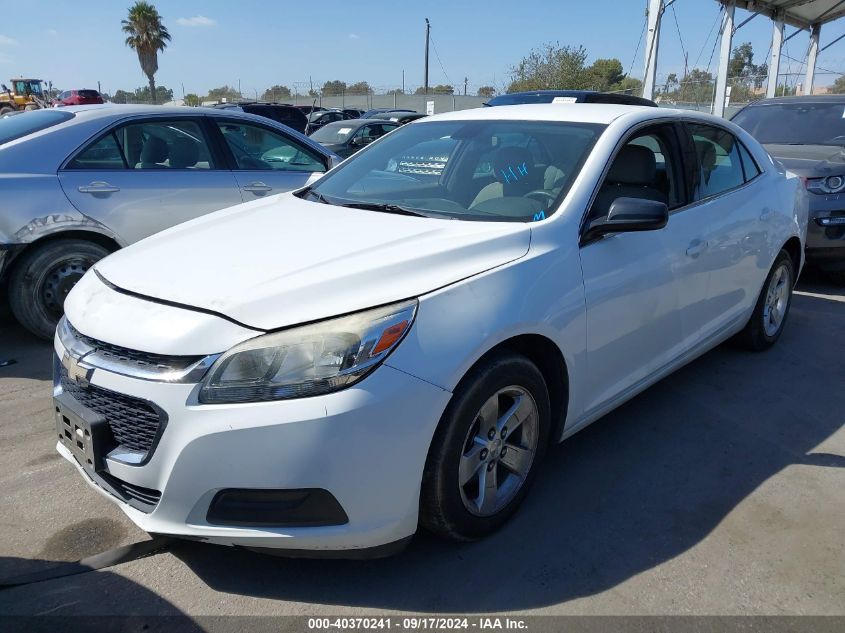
[
  {"x1": 733, "y1": 102, "x2": 845, "y2": 145},
  {"x1": 307, "y1": 119, "x2": 604, "y2": 222},
  {"x1": 15, "y1": 81, "x2": 42, "y2": 95},
  {"x1": 486, "y1": 93, "x2": 578, "y2": 106},
  {"x1": 310, "y1": 122, "x2": 358, "y2": 144},
  {"x1": 0, "y1": 109, "x2": 74, "y2": 144}
]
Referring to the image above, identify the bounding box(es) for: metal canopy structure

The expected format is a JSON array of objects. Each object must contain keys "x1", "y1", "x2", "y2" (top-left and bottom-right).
[{"x1": 641, "y1": 0, "x2": 845, "y2": 117}]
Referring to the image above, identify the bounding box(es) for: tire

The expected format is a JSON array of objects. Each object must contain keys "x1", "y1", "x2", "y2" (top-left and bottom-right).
[
  {"x1": 825, "y1": 270, "x2": 845, "y2": 286},
  {"x1": 0, "y1": 107, "x2": 14, "y2": 116},
  {"x1": 420, "y1": 351, "x2": 551, "y2": 541},
  {"x1": 735, "y1": 249, "x2": 795, "y2": 351},
  {"x1": 8, "y1": 239, "x2": 109, "y2": 340}
]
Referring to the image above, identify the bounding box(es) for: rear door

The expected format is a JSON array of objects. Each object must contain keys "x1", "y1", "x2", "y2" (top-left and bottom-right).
[
  {"x1": 58, "y1": 116, "x2": 242, "y2": 245},
  {"x1": 680, "y1": 122, "x2": 767, "y2": 335},
  {"x1": 210, "y1": 118, "x2": 329, "y2": 200}
]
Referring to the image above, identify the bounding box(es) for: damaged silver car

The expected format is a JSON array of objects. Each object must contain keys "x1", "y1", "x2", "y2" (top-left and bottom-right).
[{"x1": 0, "y1": 105, "x2": 340, "y2": 339}]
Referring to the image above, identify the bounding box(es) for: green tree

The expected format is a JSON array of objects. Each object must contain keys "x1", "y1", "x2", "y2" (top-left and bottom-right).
[
  {"x1": 112, "y1": 89, "x2": 131, "y2": 104},
  {"x1": 416, "y1": 84, "x2": 454, "y2": 94},
  {"x1": 261, "y1": 84, "x2": 291, "y2": 101},
  {"x1": 205, "y1": 85, "x2": 241, "y2": 102},
  {"x1": 386, "y1": 88, "x2": 404, "y2": 95},
  {"x1": 121, "y1": 1, "x2": 171, "y2": 105},
  {"x1": 610, "y1": 76, "x2": 643, "y2": 95},
  {"x1": 507, "y1": 43, "x2": 590, "y2": 92},
  {"x1": 321, "y1": 80, "x2": 347, "y2": 96},
  {"x1": 184, "y1": 93, "x2": 200, "y2": 106},
  {"x1": 346, "y1": 81, "x2": 373, "y2": 95},
  {"x1": 587, "y1": 58, "x2": 625, "y2": 91},
  {"x1": 477, "y1": 85, "x2": 496, "y2": 97},
  {"x1": 131, "y1": 84, "x2": 173, "y2": 103},
  {"x1": 830, "y1": 76, "x2": 845, "y2": 94}
]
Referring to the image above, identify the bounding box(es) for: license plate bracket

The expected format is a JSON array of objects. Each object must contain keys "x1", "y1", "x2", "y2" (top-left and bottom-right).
[{"x1": 54, "y1": 392, "x2": 113, "y2": 473}]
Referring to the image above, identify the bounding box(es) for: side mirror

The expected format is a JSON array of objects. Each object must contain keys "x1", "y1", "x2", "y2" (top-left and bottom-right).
[{"x1": 582, "y1": 197, "x2": 668, "y2": 244}]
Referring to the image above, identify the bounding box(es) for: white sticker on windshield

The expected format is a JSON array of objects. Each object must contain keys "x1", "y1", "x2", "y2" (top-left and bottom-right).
[
  {"x1": 552, "y1": 96, "x2": 578, "y2": 104},
  {"x1": 337, "y1": 127, "x2": 352, "y2": 135}
]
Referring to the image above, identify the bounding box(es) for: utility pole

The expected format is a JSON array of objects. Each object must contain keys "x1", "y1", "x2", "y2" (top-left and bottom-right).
[
  {"x1": 424, "y1": 18, "x2": 431, "y2": 95},
  {"x1": 464, "y1": 77, "x2": 468, "y2": 96}
]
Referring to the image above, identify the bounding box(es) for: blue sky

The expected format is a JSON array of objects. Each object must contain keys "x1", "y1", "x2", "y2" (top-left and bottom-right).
[{"x1": 2, "y1": 0, "x2": 844, "y2": 96}]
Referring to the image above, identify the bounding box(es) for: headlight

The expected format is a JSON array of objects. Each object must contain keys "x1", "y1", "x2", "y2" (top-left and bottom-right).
[
  {"x1": 806, "y1": 175, "x2": 845, "y2": 194},
  {"x1": 198, "y1": 299, "x2": 417, "y2": 404}
]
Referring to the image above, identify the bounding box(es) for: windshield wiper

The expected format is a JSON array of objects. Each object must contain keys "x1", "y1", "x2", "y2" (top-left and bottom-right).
[{"x1": 339, "y1": 202, "x2": 430, "y2": 217}]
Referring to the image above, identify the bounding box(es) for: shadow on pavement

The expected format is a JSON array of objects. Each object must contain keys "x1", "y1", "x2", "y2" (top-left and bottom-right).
[{"x1": 166, "y1": 288, "x2": 844, "y2": 612}]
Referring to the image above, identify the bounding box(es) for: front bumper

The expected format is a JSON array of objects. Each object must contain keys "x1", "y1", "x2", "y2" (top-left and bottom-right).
[
  {"x1": 53, "y1": 335, "x2": 451, "y2": 554},
  {"x1": 806, "y1": 197, "x2": 845, "y2": 270}
]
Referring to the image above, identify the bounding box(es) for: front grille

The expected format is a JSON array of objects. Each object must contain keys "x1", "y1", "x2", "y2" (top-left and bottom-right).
[
  {"x1": 60, "y1": 368, "x2": 164, "y2": 453},
  {"x1": 104, "y1": 474, "x2": 162, "y2": 511},
  {"x1": 67, "y1": 321, "x2": 202, "y2": 372}
]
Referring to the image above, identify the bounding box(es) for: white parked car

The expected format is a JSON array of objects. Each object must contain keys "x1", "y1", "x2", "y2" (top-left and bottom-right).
[{"x1": 55, "y1": 104, "x2": 807, "y2": 557}]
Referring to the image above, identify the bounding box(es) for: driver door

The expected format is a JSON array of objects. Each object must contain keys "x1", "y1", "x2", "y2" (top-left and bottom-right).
[
  {"x1": 211, "y1": 119, "x2": 329, "y2": 200},
  {"x1": 578, "y1": 123, "x2": 710, "y2": 416}
]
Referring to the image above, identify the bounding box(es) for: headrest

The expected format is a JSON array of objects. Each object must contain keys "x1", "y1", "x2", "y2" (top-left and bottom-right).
[
  {"x1": 140, "y1": 136, "x2": 169, "y2": 164},
  {"x1": 695, "y1": 140, "x2": 717, "y2": 171},
  {"x1": 607, "y1": 145, "x2": 657, "y2": 185},
  {"x1": 169, "y1": 137, "x2": 199, "y2": 168},
  {"x1": 493, "y1": 145, "x2": 541, "y2": 195}
]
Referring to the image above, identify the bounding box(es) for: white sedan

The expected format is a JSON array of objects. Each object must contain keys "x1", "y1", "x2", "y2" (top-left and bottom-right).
[{"x1": 55, "y1": 104, "x2": 807, "y2": 557}]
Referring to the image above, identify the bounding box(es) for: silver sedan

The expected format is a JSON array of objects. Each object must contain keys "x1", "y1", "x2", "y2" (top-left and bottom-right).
[{"x1": 0, "y1": 105, "x2": 340, "y2": 339}]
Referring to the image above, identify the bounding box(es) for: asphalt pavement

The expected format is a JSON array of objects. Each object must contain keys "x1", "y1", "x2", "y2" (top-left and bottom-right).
[{"x1": 0, "y1": 271, "x2": 842, "y2": 618}]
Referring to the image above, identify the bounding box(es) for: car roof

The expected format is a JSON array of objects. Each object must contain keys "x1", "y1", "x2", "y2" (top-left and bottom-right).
[
  {"x1": 421, "y1": 103, "x2": 661, "y2": 125},
  {"x1": 320, "y1": 118, "x2": 394, "y2": 130}
]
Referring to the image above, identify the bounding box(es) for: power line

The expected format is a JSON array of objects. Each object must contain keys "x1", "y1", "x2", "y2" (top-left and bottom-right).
[
  {"x1": 428, "y1": 32, "x2": 453, "y2": 87},
  {"x1": 628, "y1": 15, "x2": 647, "y2": 78},
  {"x1": 692, "y1": 6, "x2": 723, "y2": 69},
  {"x1": 670, "y1": 3, "x2": 687, "y2": 62}
]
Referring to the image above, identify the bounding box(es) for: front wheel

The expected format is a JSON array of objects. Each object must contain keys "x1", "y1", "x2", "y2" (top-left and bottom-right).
[
  {"x1": 420, "y1": 352, "x2": 551, "y2": 541},
  {"x1": 8, "y1": 239, "x2": 109, "y2": 340},
  {"x1": 735, "y1": 249, "x2": 795, "y2": 351}
]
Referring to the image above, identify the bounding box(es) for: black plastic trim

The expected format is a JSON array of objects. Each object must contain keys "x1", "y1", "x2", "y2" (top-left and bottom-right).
[{"x1": 206, "y1": 488, "x2": 349, "y2": 528}]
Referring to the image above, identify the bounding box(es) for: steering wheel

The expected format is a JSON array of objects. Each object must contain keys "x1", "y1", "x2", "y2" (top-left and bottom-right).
[{"x1": 524, "y1": 190, "x2": 557, "y2": 206}]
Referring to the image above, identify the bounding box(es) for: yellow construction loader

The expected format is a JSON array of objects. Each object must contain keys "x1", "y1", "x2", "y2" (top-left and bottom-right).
[{"x1": 0, "y1": 78, "x2": 48, "y2": 115}]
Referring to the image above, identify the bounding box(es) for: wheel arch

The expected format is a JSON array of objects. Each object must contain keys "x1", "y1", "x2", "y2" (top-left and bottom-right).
[
  {"x1": 781, "y1": 235, "x2": 802, "y2": 280},
  {"x1": 455, "y1": 333, "x2": 570, "y2": 444},
  {"x1": 2, "y1": 229, "x2": 120, "y2": 286}
]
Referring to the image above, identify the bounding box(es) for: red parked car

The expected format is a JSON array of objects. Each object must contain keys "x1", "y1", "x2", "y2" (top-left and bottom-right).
[{"x1": 53, "y1": 89, "x2": 103, "y2": 106}]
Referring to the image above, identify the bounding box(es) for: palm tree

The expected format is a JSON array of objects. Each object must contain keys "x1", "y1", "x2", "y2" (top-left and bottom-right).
[{"x1": 121, "y1": 1, "x2": 170, "y2": 104}]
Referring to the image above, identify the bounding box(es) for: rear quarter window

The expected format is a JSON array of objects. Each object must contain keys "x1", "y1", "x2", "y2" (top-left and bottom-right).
[{"x1": 0, "y1": 110, "x2": 75, "y2": 144}]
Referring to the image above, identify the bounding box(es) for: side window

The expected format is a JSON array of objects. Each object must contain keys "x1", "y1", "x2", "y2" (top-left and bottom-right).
[
  {"x1": 216, "y1": 121, "x2": 326, "y2": 172},
  {"x1": 65, "y1": 132, "x2": 127, "y2": 169},
  {"x1": 101, "y1": 120, "x2": 216, "y2": 170},
  {"x1": 737, "y1": 141, "x2": 761, "y2": 181},
  {"x1": 589, "y1": 125, "x2": 680, "y2": 220},
  {"x1": 689, "y1": 124, "x2": 745, "y2": 199}
]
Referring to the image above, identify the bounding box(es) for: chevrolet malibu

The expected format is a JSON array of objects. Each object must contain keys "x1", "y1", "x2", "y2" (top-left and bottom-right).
[{"x1": 55, "y1": 104, "x2": 807, "y2": 557}]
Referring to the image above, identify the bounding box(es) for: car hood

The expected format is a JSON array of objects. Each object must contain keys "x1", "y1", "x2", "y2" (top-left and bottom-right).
[
  {"x1": 763, "y1": 143, "x2": 845, "y2": 177},
  {"x1": 95, "y1": 193, "x2": 531, "y2": 331}
]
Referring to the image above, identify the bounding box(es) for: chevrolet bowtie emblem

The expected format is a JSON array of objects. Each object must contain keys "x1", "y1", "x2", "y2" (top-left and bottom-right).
[{"x1": 62, "y1": 352, "x2": 92, "y2": 388}]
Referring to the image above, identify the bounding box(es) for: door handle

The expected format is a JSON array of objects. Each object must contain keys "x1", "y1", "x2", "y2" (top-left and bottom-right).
[
  {"x1": 242, "y1": 182, "x2": 273, "y2": 193},
  {"x1": 760, "y1": 208, "x2": 774, "y2": 221},
  {"x1": 78, "y1": 181, "x2": 120, "y2": 194},
  {"x1": 686, "y1": 239, "x2": 708, "y2": 258}
]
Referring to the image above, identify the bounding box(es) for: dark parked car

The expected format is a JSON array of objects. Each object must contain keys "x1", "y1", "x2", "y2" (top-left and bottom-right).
[
  {"x1": 485, "y1": 90, "x2": 657, "y2": 107},
  {"x1": 54, "y1": 89, "x2": 103, "y2": 106},
  {"x1": 361, "y1": 108, "x2": 417, "y2": 119},
  {"x1": 370, "y1": 112, "x2": 427, "y2": 125},
  {"x1": 295, "y1": 105, "x2": 327, "y2": 115},
  {"x1": 212, "y1": 102, "x2": 308, "y2": 134},
  {"x1": 306, "y1": 109, "x2": 355, "y2": 134},
  {"x1": 733, "y1": 95, "x2": 845, "y2": 284},
  {"x1": 342, "y1": 108, "x2": 365, "y2": 118},
  {"x1": 309, "y1": 118, "x2": 400, "y2": 158}
]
